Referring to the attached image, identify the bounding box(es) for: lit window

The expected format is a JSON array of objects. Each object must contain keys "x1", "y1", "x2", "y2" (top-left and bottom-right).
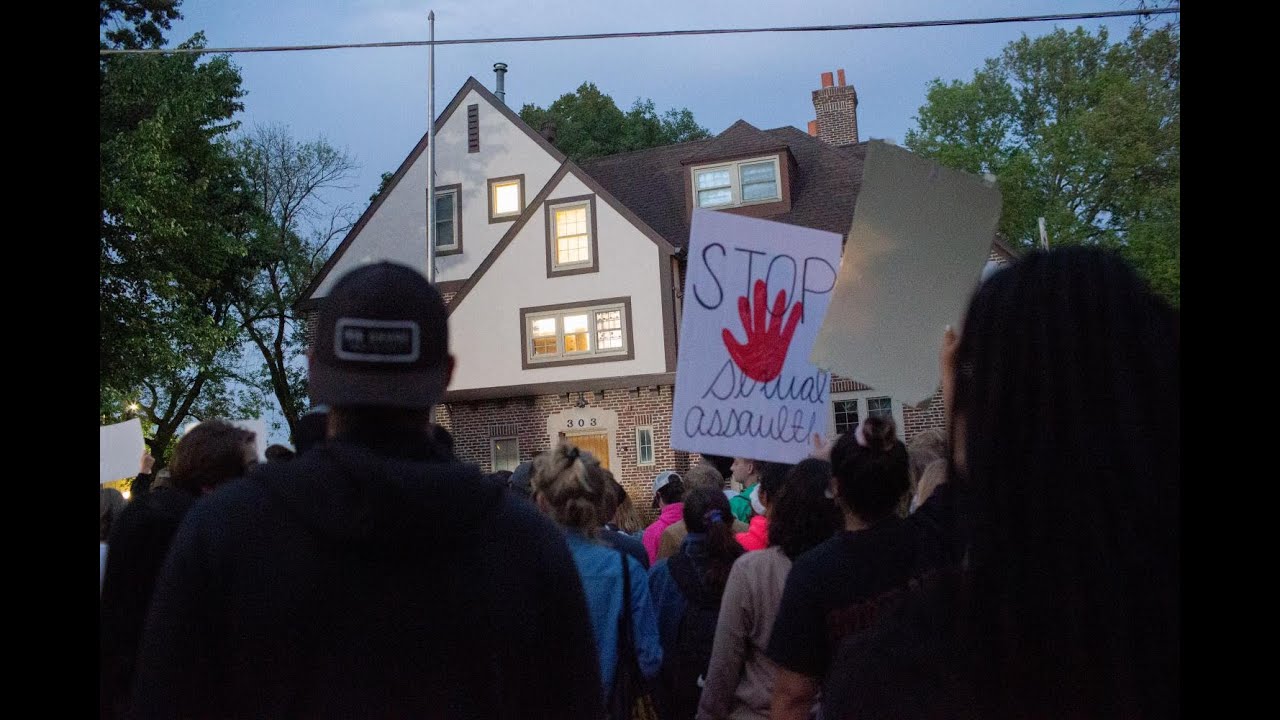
[
  {"x1": 692, "y1": 156, "x2": 781, "y2": 209},
  {"x1": 531, "y1": 317, "x2": 558, "y2": 356},
  {"x1": 492, "y1": 437, "x2": 519, "y2": 472},
  {"x1": 636, "y1": 426, "x2": 654, "y2": 466},
  {"x1": 563, "y1": 314, "x2": 590, "y2": 353},
  {"x1": 555, "y1": 205, "x2": 591, "y2": 266},
  {"x1": 524, "y1": 301, "x2": 630, "y2": 365},
  {"x1": 489, "y1": 176, "x2": 523, "y2": 220}
]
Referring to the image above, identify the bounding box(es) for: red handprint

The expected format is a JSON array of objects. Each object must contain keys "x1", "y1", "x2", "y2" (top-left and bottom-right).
[{"x1": 722, "y1": 279, "x2": 804, "y2": 382}]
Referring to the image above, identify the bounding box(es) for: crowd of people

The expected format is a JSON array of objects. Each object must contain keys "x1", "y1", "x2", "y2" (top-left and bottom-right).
[{"x1": 99, "y1": 246, "x2": 1179, "y2": 719}]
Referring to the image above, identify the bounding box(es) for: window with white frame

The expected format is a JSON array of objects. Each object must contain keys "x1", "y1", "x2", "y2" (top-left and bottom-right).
[
  {"x1": 833, "y1": 399, "x2": 860, "y2": 436},
  {"x1": 552, "y1": 202, "x2": 591, "y2": 268},
  {"x1": 636, "y1": 426, "x2": 654, "y2": 466},
  {"x1": 524, "y1": 301, "x2": 629, "y2": 364},
  {"x1": 692, "y1": 156, "x2": 782, "y2": 209},
  {"x1": 491, "y1": 437, "x2": 519, "y2": 472},
  {"x1": 433, "y1": 187, "x2": 460, "y2": 252},
  {"x1": 829, "y1": 392, "x2": 905, "y2": 440},
  {"x1": 488, "y1": 175, "x2": 524, "y2": 221}
]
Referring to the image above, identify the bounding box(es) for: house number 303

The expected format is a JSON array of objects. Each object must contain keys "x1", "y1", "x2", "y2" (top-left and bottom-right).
[{"x1": 567, "y1": 418, "x2": 598, "y2": 428}]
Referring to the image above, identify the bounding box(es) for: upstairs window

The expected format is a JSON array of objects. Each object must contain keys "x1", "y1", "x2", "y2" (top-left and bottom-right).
[
  {"x1": 432, "y1": 184, "x2": 461, "y2": 254},
  {"x1": 488, "y1": 175, "x2": 524, "y2": 221},
  {"x1": 522, "y1": 299, "x2": 632, "y2": 367},
  {"x1": 545, "y1": 195, "x2": 599, "y2": 276},
  {"x1": 692, "y1": 156, "x2": 782, "y2": 209}
]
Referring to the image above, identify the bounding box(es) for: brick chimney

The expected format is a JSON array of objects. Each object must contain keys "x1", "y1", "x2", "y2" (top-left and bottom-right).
[{"x1": 811, "y1": 68, "x2": 859, "y2": 146}]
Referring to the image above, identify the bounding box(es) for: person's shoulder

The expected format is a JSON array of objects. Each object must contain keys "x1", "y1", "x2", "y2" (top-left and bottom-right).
[{"x1": 789, "y1": 533, "x2": 844, "y2": 576}]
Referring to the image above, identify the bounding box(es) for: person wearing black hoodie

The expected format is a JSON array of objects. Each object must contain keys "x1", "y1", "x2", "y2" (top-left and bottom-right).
[{"x1": 128, "y1": 262, "x2": 603, "y2": 720}]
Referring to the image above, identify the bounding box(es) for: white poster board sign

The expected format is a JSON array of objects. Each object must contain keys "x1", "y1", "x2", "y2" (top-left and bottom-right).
[
  {"x1": 810, "y1": 141, "x2": 1003, "y2": 407},
  {"x1": 100, "y1": 418, "x2": 145, "y2": 484},
  {"x1": 671, "y1": 210, "x2": 843, "y2": 464}
]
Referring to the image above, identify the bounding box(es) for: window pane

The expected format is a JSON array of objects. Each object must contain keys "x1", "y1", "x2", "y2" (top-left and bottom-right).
[
  {"x1": 435, "y1": 219, "x2": 455, "y2": 248},
  {"x1": 868, "y1": 397, "x2": 893, "y2": 419},
  {"x1": 555, "y1": 206, "x2": 587, "y2": 236},
  {"x1": 597, "y1": 329, "x2": 623, "y2": 349},
  {"x1": 493, "y1": 438, "x2": 519, "y2": 472},
  {"x1": 696, "y1": 169, "x2": 731, "y2": 190},
  {"x1": 834, "y1": 400, "x2": 860, "y2": 435},
  {"x1": 493, "y1": 181, "x2": 520, "y2": 215},
  {"x1": 739, "y1": 161, "x2": 776, "y2": 183},
  {"x1": 637, "y1": 426, "x2": 654, "y2": 465},
  {"x1": 557, "y1": 235, "x2": 590, "y2": 265},
  {"x1": 435, "y1": 192, "x2": 454, "y2": 218},
  {"x1": 698, "y1": 188, "x2": 733, "y2": 207},
  {"x1": 563, "y1": 314, "x2": 589, "y2": 353},
  {"x1": 531, "y1": 317, "x2": 557, "y2": 356},
  {"x1": 741, "y1": 180, "x2": 778, "y2": 202}
]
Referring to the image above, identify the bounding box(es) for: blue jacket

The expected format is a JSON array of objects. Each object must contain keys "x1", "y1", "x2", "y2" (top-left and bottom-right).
[{"x1": 565, "y1": 530, "x2": 663, "y2": 700}]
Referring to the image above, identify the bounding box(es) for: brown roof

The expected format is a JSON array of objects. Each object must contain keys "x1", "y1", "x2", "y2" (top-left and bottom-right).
[{"x1": 581, "y1": 122, "x2": 867, "y2": 249}]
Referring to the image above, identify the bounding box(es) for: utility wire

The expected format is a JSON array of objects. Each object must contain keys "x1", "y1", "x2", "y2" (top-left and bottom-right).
[{"x1": 100, "y1": 7, "x2": 1180, "y2": 56}]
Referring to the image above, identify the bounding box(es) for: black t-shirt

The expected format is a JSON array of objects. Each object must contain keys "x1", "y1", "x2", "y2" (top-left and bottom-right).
[{"x1": 766, "y1": 518, "x2": 921, "y2": 679}]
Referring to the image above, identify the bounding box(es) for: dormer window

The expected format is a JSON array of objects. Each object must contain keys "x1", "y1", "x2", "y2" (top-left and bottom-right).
[{"x1": 692, "y1": 156, "x2": 782, "y2": 209}]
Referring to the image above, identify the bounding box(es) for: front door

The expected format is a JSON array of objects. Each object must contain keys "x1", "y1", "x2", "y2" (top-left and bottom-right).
[{"x1": 560, "y1": 432, "x2": 610, "y2": 469}]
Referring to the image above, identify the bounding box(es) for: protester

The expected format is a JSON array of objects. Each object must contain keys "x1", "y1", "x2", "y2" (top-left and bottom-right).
[
  {"x1": 727, "y1": 458, "x2": 764, "y2": 523},
  {"x1": 699, "y1": 459, "x2": 842, "y2": 720},
  {"x1": 100, "y1": 419, "x2": 257, "y2": 719},
  {"x1": 734, "y1": 462, "x2": 793, "y2": 552},
  {"x1": 127, "y1": 262, "x2": 603, "y2": 719},
  {"x1": 601, "y1": 471, "x2": 650, "y2": 569},
  {"x1": 819, "y1": 247, "x2": 1180, "y2": 719},
  {"x1": 658, "y1": 463, "x2": 748, "y2": 562},
  {"x1": 766, "y1": 416, "x2": 926, "y2": 720},
  {"x1": 532, "y1": 442, "x2": 663, "y2": 707},
  {"x1": 643, "y1": 470, "x2": 685, "y2": 564},
  {"x1": 648, "y1": 487, "x2": 743, "y2": 719}
]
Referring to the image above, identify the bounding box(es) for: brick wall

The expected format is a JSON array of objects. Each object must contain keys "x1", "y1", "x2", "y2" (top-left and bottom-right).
[
  {"x1": 437, "y1": 386, "x2": 696, "y2": 524},
  {"x1": 812, "y1": 85, "x2": 859, "y2": 146}
]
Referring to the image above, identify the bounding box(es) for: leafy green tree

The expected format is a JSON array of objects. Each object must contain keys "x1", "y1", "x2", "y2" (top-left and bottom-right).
[
  {"x1": 233, "y1": 124, "x2": 358, "y2": 441},
  {"x1": 101, "y1": 0, "x2": 264, "y2": 463},
  {"x1": 519, "y1": 82, "x2": 711, "y2": 161},
  {"x1": 906, "y1": 25, "x2": 1179, "y2": 304}
]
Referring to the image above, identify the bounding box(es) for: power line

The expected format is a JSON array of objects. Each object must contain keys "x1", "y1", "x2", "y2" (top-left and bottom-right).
[{"x1": 100, "y1": 7, "x2": 1180, "y2": 56}]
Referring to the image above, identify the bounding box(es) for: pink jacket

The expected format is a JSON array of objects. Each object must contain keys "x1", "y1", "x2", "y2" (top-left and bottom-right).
[
  {"x1": 642, "y1": 503, "x2": 684, "y2": 564},
  {"x1": 735, "y1": 514, "x2": 770, "y2": 552}
]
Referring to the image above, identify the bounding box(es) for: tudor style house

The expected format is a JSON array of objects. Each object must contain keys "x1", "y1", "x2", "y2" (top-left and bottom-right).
[{"x1": 299, "y1": 67, "x2": 1018, "y2": 504}]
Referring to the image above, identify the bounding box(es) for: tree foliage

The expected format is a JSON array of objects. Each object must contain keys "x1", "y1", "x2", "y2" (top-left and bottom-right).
[
  {"x1": 519, "y1": 82, "x2": 711, "y2": 161},
  {"x1": 232, "y1": 125, "x2": 358, "y2": 441},
  {"x1": 906, "y1": 25, "x2": 1179, "y2": 304},
  {"x1": 101, "y1": 0, "x2": 264, "y2": 462}
]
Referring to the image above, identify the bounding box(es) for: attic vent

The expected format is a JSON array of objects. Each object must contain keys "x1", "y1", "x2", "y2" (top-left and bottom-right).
[
  {"x1": 467, "y1": 104, "x2": 480, "y2": 153},
  {"x1": 488, "y1": 423, "x2": 519, "y2": 438}
]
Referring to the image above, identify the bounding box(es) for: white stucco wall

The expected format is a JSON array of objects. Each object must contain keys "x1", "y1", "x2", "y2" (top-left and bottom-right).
[
  {"x1": 447, "y1": 171, "x2": 669, "y2": 392},
  {"x1": 312, "y1": 86, "x2": 562, "y2": 297}
]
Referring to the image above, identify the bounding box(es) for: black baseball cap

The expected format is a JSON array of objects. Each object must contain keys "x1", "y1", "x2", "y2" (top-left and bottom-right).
[{"x1": 309, "y1": 262, "x2": 450, "y2": 409}]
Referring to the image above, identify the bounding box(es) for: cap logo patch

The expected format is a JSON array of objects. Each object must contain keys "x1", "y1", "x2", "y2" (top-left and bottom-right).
[{"x1": 334, "y1": 318, "x2": 420, "y2": 362}]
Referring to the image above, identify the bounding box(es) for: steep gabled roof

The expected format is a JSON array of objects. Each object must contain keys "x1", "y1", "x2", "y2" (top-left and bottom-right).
[
  {"x1": 296, "y1": 77, "x2": 566, "y2": 310},
  {"x1": 580, "y1": 123, "x2": 868, "y2": 249}
]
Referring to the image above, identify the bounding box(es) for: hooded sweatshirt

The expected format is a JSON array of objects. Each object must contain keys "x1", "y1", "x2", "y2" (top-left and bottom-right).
[
  {"x1": 736, "y1": 514, "x2": 770, "y2": 552},
  {"x1": 643, "y1": 502, "x2": 685, "y2": 565},
  {"x1": 128, "y1": 431, "x2": 603, "y2": 720}
]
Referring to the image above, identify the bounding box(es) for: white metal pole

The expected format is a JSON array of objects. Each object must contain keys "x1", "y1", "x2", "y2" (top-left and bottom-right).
[{"x1": 427, "y1": 10, "x2": 437, "y2": 283}]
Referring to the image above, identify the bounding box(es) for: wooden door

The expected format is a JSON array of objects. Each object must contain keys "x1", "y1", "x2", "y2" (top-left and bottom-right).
[{"x1": 561, "y1": 432, "x2": 610, "y2": 469}]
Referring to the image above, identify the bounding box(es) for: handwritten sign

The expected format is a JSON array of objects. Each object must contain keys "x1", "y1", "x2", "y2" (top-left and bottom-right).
[
  {"x1": 810, "y1": 141, "x2": 1003, "y2": 407},
  {"x1": 100, "y1": 418, "x2": 145, "y2": 484},
  {"x1": 671, "y1": 210, "x2": 843, "y2": 464}
]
